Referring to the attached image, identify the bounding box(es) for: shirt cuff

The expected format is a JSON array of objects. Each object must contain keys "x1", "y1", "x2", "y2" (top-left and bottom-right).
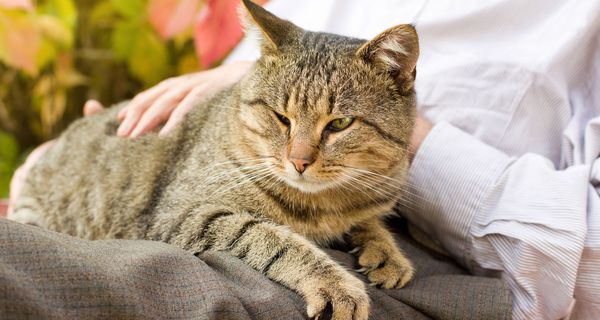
[{"x1": 399, "y1": 121, "x2": 512, "y2": 267}]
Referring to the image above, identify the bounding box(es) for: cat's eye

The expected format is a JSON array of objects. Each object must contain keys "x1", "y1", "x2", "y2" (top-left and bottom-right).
[
  {"x1": 273, "y1": 111, "x2": 291, "y2": 126},
  {"x1": 327, "y1": 117, "x2": 354, "y2": 132}
]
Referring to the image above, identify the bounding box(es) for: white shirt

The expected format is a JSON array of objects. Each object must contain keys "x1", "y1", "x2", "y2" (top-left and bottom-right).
[{"x1": 227, "y1": 1, "x2": 600, "y2": 319}]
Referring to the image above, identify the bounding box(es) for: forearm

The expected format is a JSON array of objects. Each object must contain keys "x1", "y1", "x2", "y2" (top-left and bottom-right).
[{"x1": 401, "y1": 121, "x2": 589, "y2": 319}]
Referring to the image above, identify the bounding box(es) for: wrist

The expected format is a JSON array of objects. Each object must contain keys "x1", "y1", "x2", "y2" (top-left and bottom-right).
[{"x1": 408, "y1": 116, "x2": 433, "y2": 163}]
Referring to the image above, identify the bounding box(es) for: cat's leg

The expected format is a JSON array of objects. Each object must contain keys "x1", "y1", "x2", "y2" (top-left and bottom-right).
[
  {"x1": 7, "y1": 197, "x2": 47, "y2": 228},
  {"x1": 348, "y1": 217, "x2": 414, "y2": 289},
  {"x1": 167, "y1": 209, "x2": 369, "y2": 320}
]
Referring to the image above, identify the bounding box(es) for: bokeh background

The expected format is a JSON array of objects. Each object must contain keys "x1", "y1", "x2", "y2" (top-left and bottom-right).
[{"x1": 0, "y1": 0, "x2": 258, "y2": 199}]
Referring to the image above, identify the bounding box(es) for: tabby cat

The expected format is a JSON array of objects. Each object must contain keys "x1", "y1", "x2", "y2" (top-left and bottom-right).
[{"x1": 9, "y1": 1, "x2": 419, "y2": 319}]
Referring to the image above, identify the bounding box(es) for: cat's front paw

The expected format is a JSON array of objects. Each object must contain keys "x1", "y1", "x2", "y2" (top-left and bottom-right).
[
  {"x1": 303, "y1": 271, "x2": 369, "y2": 320},
  {"x1": 352, "y1": 242, "x2": 414, "y2": 289}
]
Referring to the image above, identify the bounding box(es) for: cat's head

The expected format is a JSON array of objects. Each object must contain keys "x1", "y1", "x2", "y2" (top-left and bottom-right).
[{"x1": 235, "y1": 0, "x2": 418, "y2": 194}]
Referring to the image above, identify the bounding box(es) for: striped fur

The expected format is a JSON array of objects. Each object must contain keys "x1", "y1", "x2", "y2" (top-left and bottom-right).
[{"x1": 9, "y1": 1, "x2": 419, "y2": 319}]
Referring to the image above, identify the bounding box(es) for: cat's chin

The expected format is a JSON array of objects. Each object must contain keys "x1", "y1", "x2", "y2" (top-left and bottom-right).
[{"x1": 281, "y1": 176, "x2": 338, "y2": 194}]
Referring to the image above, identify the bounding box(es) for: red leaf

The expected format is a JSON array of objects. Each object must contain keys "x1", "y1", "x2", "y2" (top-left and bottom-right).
[
  {"x1": 194, "y1": 0, "x2": 268, "y2": 69},
  {"x1": 147, "y1": 0, "x2": 200, "y2": 40},
  {"x1": 0, "y1": 12, "x2": 40, "y2": 75},
  {"x1": 0, "y1": 0, "x2": 34, "y2": 11},
  {"x1": 0, "y1": 199, "x2": 8, "y2": 217}
]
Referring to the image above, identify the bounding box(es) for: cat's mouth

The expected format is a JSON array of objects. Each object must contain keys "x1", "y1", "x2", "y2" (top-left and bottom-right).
[
  {"x1": 278, "y1": 163, "x2": 342, "y2": 194},
  {"x1": 281, "y1": 175, "x2": 338, "y2": 193}
]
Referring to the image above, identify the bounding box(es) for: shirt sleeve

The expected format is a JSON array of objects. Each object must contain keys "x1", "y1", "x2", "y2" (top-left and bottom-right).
[{"x1": 399, "y1": 121, "x2": 593, "y2": 320}]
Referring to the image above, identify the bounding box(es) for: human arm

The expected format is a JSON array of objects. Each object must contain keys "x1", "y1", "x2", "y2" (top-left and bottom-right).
[
  {"x1": 117, "y1": 60, "x2": 253, "y2": 138},
  {"x1": 401, "y1": 119, "x2": 597, "y2": 319}
]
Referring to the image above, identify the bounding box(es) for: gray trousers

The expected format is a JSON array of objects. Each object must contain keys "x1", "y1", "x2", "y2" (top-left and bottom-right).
[{"x1": 0, "y1": 218, "x2": 511, "y2": 319}]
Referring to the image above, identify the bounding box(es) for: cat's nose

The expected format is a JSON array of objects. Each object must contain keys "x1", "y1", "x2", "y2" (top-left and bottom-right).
[{"x1": 290, "y1": 157, "x2": 313, "y2": 174}]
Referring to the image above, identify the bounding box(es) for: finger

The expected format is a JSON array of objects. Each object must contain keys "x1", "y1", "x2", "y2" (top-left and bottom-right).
[
  {"x1": 83, "y1": 100, "x2": 104, "y2": 116},
  {"x1": 159, "y1": 87, "x2": 205, "y2": 136},
  {"x1": 129, "y1": 88, "x2": 188, "y2": 138},
  {"x1": 117, "y1": 106, "x2": 128, "y2": 121},
  {"x1": 117, "y1": 106, "x2": 145, "y2": 137},
  {"x1": 129, "y1": 78, "x2": 175, "y2": 109},
  {"x1": 118, "y1": 81, "x2": 173, "y2": 135}
]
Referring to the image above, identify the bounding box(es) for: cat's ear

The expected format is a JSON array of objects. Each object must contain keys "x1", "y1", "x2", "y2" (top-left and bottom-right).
[
  {"x1": 356, "y1": 24, "x2": 419, "y2": 94},
  {"x1": 241, "y1": 0, "x2": 302, "y2": 54}
]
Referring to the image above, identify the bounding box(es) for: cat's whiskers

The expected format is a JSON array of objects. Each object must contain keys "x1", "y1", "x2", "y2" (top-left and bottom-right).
[
  {"x1": 194, "y1": 161, "x2": 267, "y2": 184},
  {"x1": 215, "y1": 167, "x2": 275, "y2": 196},
  {"x1": 256, "y1": 172, "x2": 281, "y2": 193},
  {"x1": 348, "y1": 169, "x2": 419, "y2": 199},
  {"x1": 194, "y1": 156, "x2": 275, "y2": 183},
  {"x1": 201, "y1": 162, "x2": 271, "y2": 185},
  {"x1": 342, "y1": 166, "x2": 427, "y2": 193},
  {"x1": 195, "y1": 157, "x2": 272, "y2": 176},
  {"x1": 350, "y1": 173, "x2": 426, "y2": 212},
  {"x1": 212, "y1": 105, "x2": 245, "y2": 112},
  {"x1": 338, "y1": 171, "x2": 393, "y2": 207},
  {"x1": 207, "y1": 165, "x2": 276, "y2": 199},
  {"x1": 213, "y1": 169, "x2": 279, "y2": 199},
  {"x1": 360, "y1": 177, "x2": 428, "y2": 210},
  {"x1": 351, "y1": 174, "x2": 422, "y2": 212},
  {"x1": 206, "y1": 164, "x2": 272, "y2": 190},
  {"x1": 340, "y1": 168, "x2": 424, "y2": 212},
  {"x1": 342, "y1": 167, "x2": 429, "y2": 200}
]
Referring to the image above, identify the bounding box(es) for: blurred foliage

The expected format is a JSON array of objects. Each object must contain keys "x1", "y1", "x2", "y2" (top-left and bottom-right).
[
  {"x1": 0, "y1": 131, "x2": 18, "y2": 197},
  {"x1": 0, "y1": 0, "x2": 246, "y2": 197}
]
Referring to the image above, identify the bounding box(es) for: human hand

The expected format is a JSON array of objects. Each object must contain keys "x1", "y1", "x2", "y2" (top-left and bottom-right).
[
  {"x1": 408, "y1": 116, "x2": 433, "y2": 163},
  {"x1": 117, "y1": 60, "x2": 254, "y2": 138}
]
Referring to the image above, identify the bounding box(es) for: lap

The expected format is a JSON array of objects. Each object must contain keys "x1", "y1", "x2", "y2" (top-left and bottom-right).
[{"x1": 0, "y1": 218, "x2": 511, "y2": 320}]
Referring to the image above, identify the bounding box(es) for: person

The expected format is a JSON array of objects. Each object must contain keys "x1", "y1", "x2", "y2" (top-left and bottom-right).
[{"x1": 8, "y1": 0, "x2": 600, "y2": 319}]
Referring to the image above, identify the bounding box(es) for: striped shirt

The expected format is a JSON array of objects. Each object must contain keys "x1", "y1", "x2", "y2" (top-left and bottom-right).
[{"x1": 228, "y1": 0, "x2": 600, "y2": 319}]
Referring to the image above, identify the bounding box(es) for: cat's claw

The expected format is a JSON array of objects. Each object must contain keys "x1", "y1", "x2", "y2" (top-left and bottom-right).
[
  {"x1": 357, "y1": 242, "x2": 414, "y2": 289},
  {"x1": 305, "y1": 273, "x2": 369, "y2": 320},
  {"x1": 355, "y1": 267, "x2": 369, "y2": 274},
  {"x1": 349, "y1": 247, "x2": 361, "y2": 254}
]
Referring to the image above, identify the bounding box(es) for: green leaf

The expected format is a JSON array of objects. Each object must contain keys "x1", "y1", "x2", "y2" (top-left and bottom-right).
[
  {"x1": 37, "y1": 0, "x2": 77, "y2": 29},
  {"x1": 111, "y1": 21, "x2": 139, "y2": 60},
  {"x1": 0, "y1": 170, "x2": 11, "y2": 198},
  {"x1": 110, "y1": 0, "x2": 145, "y2": 18},
  {"x1": 89, "y1": 1, "x2": 117, "y2": 26},
  {"x1": 37, "y1": 0, "x2": 77, "y2": 51},
  {"x1": 129, "y1": 29, "x2": 169, "y2": 86},
  {"x1": 38, "y1": 15, "x2": 72, "y2": 48},
  {"x1": 35, "y1": 36, "x2": 58, "y2": 71},
  {"x1": 0, "y1": 131, "x2": 19, "y2": 198},
  {"x1": 112, "y1": 21, "x2": 170, "y2": 86},
  {"x1": 0, "y1": 131, "x2": 18, "y2": 161}
]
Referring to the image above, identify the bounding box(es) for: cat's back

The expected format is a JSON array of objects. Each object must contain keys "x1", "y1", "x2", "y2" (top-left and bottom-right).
[{"x1": 13, "y1": 103, "x2": 181, "y2": 238}]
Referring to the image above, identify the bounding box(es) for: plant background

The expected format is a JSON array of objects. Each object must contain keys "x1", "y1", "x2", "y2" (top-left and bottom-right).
[{"x1": 0, "y1": 0, "x2": 256, "y2": 198}]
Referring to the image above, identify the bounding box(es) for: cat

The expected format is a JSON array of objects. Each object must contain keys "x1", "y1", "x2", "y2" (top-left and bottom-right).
[{"x1": 9, "y1": 1, "x2": 419, "y2": 319}]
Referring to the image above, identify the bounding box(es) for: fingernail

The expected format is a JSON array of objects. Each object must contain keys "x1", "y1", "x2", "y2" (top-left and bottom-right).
[
  {"x1": 158, "y1": 126, "x2": 170, "y2": 137},
  {"x1": 130, "y1": 127, "x2": 141, "y2": 139},
  {"x1": 118, "y1": 109, "x2": 127, "y2": 120},
  {"x1": 117, "y1": 122, "x2": 129, "y2": 136}
]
